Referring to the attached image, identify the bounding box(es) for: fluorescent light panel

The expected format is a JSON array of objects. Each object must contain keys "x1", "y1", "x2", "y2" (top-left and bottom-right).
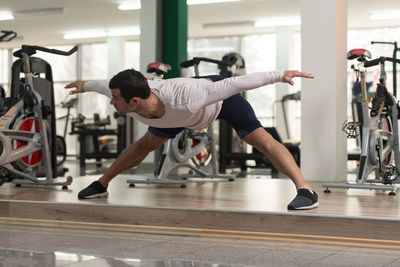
[
  {"x1": 118, "y1": 0, "x2": 239, "y2": 9},
  {"x1": 254, "y1": 16, "x2": 301, "y2": 27},
  {"x1": 64, "y1": 31, "x2": 107, "y2": 40},
  {"x1": 369, "y1": 10, "x2": 400, "y2": 20},
  {"x1": 13, "y1": 8, "x2": 63, "y2": 17},
  {"x1": 203, "y1": 21, "x2": 253, "y2": 28},
  {"x1": 64, "y1": 28, "x2": 140, "y2": 40},
  {"x1": 118, "y1": 3, "x2": 141, "y2": 10},
  {"x1": 0, "y1": 12, "x2": 14, "y2": 21},
  {"x1": 187, "y1": 0, "x2": 240, "y2": 5},
  {"x1": 107, "y1": 28, "x2": 140, "y2": 36},
  {"x1": 188, "y1": 46, "x2": 236, "y2": 53}
]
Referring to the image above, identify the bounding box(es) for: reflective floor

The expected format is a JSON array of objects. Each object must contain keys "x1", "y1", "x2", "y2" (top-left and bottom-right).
[
  {"x1": 1, "y1": 224, "x2": 400, "y2": 267},
  {"x1": 0, "y1": 248, "x2": 240, "y2": 267}
]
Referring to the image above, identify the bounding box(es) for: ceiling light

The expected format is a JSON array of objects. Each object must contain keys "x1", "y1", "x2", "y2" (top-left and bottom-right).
[
  {"x1": 64, "y1": 31, "x2": 107, "y2": 40},
  {"x1": 108, "y1": 28, "x2": 141, "y2": 36},
  {"x1": 63, "y1": 28, "x2": 140, "y2": 40},
  {"x1": 13, "y1": 8, "x2": 63, "y2": 17},
  {"x1": 118, "y1": 3, "x2": 141, "y2": 10},
  {"x1": 254, "y1": 16, "x2": 301, "y2": 27},
  {"x1": 0, "y1": 12, "x2": 14, "y2": 21},
  {"x1": 187, "y1": 0, "x2": 240, "y2": 5},
  {"x1": 118, "y1": 0, "x2": 239, "y2": 8},
  {"x1": 369, "y1": 11, "x2": 400, "y2": 20},
  {"x1": 203, "y1": 21, "x2": 253, "y2": 28},
  {"x1": 188, "y1": 46, "x2": 236, "y2": 53}
]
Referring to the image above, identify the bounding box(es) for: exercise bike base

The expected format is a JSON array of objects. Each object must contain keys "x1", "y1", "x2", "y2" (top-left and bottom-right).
[
  {"x1": 126, "y1": 178, "x2": 186, "y2": 187},
  {"x1": 323, "y1": 182, "x2": 396, "y2": 192},
  {"x1": 12, "y1": 176, "x2": 73, "y2": 189},
  {"x1": 179, "y1": 173, "x2": 234, "y2": 181}
]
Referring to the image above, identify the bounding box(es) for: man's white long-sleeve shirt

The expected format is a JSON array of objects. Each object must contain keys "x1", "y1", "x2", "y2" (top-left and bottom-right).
[{"x1": 84, "y1": 71, "x2": 283, "y2": 130}]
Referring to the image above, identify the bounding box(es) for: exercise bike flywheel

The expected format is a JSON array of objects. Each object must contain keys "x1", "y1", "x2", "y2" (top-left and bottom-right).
[
  {"x1": 191, "y1": 138, "x2": 211, "y2": 167},
  {"x1": 11, "y1": 114, "x2": 51, "y2": 170},
  {"x1": 171, "y1": 130, "x2": 211, "y2": 166},
  {"x1": 14, "y1": 116, "x2": 42, "y2": 167}
]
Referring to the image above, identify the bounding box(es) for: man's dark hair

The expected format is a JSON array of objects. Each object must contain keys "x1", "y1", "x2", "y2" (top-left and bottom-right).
[{"x1": 109, "y1": 69, "x2": 150, "y2": 102}]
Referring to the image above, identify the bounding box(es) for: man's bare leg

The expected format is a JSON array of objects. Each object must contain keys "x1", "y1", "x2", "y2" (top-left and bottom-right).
[
  {"x1": 242, "y1": 127, "x2": 318, "y2": 209},
  {"x1": 242, "y1": 127, "x2": 311, "y2": 190}
]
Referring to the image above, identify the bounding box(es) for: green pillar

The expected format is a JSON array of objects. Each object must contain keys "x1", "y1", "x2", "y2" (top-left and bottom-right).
[{"x1": 162, "y1": 0, "x2": 188, "y2": 78}]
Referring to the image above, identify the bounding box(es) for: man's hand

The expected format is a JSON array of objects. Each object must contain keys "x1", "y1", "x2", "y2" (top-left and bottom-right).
[
  {"x1": 65, "y1": 81, "x2": 86, "y2": 95},
  {"x1": 282, "y1": 70, "x2": 314, "y2": 85}
]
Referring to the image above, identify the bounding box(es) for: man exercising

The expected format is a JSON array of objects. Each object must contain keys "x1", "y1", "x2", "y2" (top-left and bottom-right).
[{"x1": 65, "y1": 69, "x2": 318, "y2": 210}]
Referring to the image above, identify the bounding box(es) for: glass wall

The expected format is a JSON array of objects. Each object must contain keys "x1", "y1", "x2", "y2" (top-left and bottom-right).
[
  {"x1": 187, "y1": 36, "x2": 241, "y2": 76},
  {"x1": 80, "y1": 43, "x2": 109, "y2": 121},
  {"x1": 0, "y1": 49, "x2": 10, "y2": 92},
  {"x1": 124, "y1": 41, "x2": 141, "y2": 70},
  {"x1": 288, "y1": 32, "x2": 302, "y2": 141},
  {"x1": 241, "y1": 34, "x2": 276, "y2": 127}
]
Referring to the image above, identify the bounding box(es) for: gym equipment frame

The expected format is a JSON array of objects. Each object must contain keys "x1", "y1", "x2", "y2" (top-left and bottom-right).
[
  {"x1": 324, "y1": 48, "x2": 400, "y2": 195},
  {"x1": 0, "y1": 45, "x2": 77, "y2": 188}
]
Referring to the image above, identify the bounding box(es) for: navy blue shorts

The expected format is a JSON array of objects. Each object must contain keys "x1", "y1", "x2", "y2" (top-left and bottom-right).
[{"x1": 148, "y1": 75, "x2": 262, "y2": 139}]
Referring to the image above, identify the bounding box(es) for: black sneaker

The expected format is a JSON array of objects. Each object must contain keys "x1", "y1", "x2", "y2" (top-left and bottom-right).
[
  {"x1": 78, "y1": 181, "x2": 108, "y2": 199},
  {"x1": 287, "y1": 188, "x2": 319, "y2": 210}
]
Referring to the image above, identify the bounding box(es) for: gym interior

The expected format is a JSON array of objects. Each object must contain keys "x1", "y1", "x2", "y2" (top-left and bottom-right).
[{"x1": 1, "y1": 0, "x2": 400, "y2": 266}]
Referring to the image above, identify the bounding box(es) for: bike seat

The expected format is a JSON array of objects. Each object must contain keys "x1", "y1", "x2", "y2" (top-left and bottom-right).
[
  {"x1": 347, "y1": 48, "x2": 372, "y2": 61},
  {"x1": 146, "y1": 62, "x2": 171, "y2": 75}
]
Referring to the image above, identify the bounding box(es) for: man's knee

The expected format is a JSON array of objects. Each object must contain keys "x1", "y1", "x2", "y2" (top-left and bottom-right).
[{"x1": 243, "y1": 127, "x2": 278, "y2": 152}]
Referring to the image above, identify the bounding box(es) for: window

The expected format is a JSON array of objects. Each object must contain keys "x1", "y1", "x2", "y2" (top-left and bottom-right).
[
  {"x1": 187, "y1": 36, "x2": 241, "y2": 76},
  {"x1": 80, "y1": 43, "x2": 109, "y2": 121},
  {"x1": 124, "y1": 41, "x2": 140, "y2": 70},
  {"x1": 0, "y1": 49, "x2": 10, "y2": 93},
  {"x1": 242, "y1": 34, "x2": 276, "y2": 127}
]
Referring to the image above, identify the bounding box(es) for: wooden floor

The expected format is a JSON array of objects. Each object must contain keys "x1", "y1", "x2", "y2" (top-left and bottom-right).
[
  {"x1": 1, "y1": 164, "x2": 400, "y2": 247},
  {"x1": 1, "y1": 171, "x2": 399, "y2": 217}
]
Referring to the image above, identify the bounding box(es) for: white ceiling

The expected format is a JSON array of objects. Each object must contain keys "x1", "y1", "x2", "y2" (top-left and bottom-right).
[{"x1": 1, "y1": 0, "x2": 400, "y2": 49}]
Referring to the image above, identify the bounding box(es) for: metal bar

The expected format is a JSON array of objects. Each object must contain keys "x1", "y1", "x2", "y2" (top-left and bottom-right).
[{"x1": 323, "y1": 183, "x2": 396, "y2": 191}]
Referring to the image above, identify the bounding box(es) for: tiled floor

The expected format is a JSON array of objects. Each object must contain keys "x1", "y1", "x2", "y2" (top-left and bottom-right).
[{"x1": 1, "y1": 224, "x2": 400, "y2": 267}]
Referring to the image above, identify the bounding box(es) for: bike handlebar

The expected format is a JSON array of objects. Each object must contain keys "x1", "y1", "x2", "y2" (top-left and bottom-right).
[
  {"x1": 371, "y1": 41, "x2": 397, "y2": 46},
  {"x1": 363, "y1": 57, "x2": 383, "y2": 68},
  {"x1": 13, "y1": 45, "x2": 78, "y2": 58},
  {"x1": 180, "y1": 57, "x2": 231, "y2": 68},
  {"x1": 364, "y1": 56, "x2": 400, "y2": 68}
]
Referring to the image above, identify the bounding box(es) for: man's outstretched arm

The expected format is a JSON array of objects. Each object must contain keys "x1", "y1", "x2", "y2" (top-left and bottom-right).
[
  {"x1": 65, "y1": 80, "x2": 111, "y2": 98},
  {"x1": 98, "y1": 131, "x2": 168, "y2": 187},
  {"x1": 195, "y1": 70, "x2": 314, "y2": 108}
]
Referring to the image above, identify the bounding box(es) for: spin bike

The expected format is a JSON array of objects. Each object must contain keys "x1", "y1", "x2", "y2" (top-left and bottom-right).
[
  {"x1": 324, "y1": 48, "x2": 400, "y2": 195},
  {"x1": 0, "y1": 45, "x2": 77, "y2": 188},
  {"x1": 126, "y1": 59, "x2": 235, "y2": 187}
]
